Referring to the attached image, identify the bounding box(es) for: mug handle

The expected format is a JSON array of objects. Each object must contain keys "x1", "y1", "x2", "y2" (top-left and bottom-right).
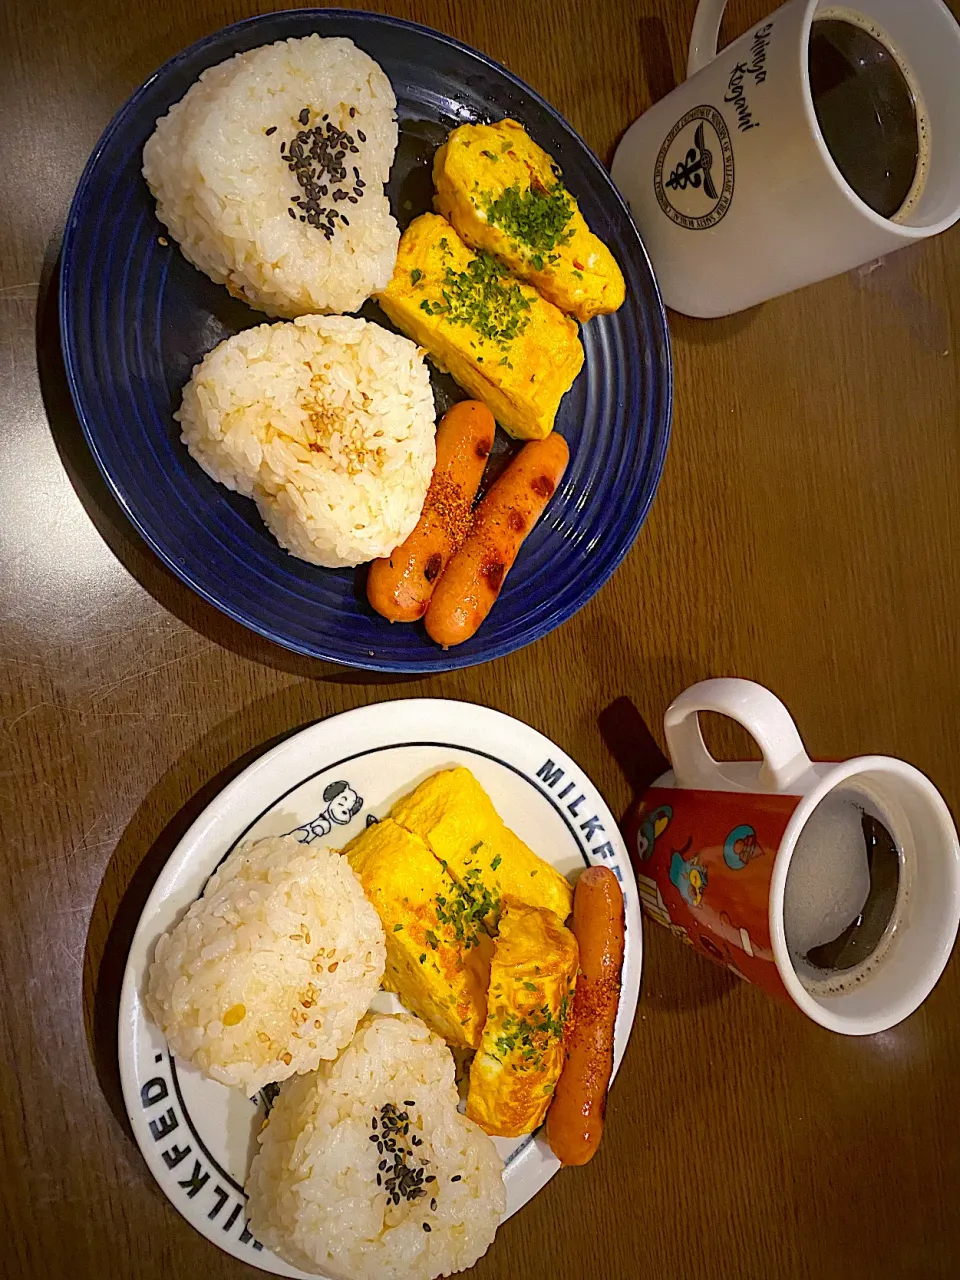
[
  {"x1": 687, "y1": 0, "x2": 730, "y2": 77},
  {"x1": 663, "y1": 678, "x2": 812, "y2": 793}
]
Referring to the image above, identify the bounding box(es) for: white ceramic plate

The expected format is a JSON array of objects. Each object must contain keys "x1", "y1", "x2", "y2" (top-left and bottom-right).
[{"x1": 119, "y1": 699, "x2": 642, "y2": 1276}]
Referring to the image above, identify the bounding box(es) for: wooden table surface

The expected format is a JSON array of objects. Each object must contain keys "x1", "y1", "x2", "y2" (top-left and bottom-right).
[{"x1": 3, "y1": 0, "x2": 959, "y2": 1277}]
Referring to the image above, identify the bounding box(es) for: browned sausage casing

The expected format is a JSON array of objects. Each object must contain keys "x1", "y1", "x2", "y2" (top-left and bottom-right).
[
  {"x1": 545, "y1": 865, "x2": 625, "y2": 1166},
  {"x1": 366, "y1": 401, "x2": 495, "y2": 622},
  {"x1": 424, "y1": 432, "x2": 569, "y2": 647}
]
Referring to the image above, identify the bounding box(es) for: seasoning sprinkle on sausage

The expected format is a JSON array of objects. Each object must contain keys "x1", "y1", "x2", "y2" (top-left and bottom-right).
[
  {"x1": 367, "y1": 401, "x2": 496, "y2": 623},
  {"x1": 424, "y1": 432, "x2": 569, "y2": 648},
  {"x1": 544, "y1": 866, "x2": 624, "y2": 1166}
]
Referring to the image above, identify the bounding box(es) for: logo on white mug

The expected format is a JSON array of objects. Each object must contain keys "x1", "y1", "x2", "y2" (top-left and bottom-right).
[{"x1": 654, "y1": 104, "x2": 735, "y2": 230}]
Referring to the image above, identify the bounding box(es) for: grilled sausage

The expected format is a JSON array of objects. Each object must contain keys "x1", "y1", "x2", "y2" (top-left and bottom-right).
[
  {"x1": 424, "y1": 432, "x2": 569, "y2": 647},
  {"x1": 545, "y1": 866, "x2": 625, "y2": 1165},
  {"x1": 367, "y1": 401, "x2": 495, "y2": 622}
]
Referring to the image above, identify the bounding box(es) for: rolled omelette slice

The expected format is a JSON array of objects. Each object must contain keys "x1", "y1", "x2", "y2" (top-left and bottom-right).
[
  {"x1": 433, "y1": 119, "x2": 626, "y2": 323},
  {"x1": 377, "y1": 212, "x2": 583, "y2": 440},
  {"x1": 389, "y1": 766, "x2": 574, "y2": 928},
  {"x1": 343, "y1": 818, "x2": 493, "y2": 1050},
  {"x1": 466, "y1": 899, "x2": 579, "y2": 1137}
]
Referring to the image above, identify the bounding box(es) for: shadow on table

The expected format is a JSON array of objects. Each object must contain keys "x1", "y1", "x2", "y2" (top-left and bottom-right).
[
  {"x1": 35, "y1": 237, "x2": 417, "y2": 689},
  {"x1": 598, "y1": 694, "x2": 740, "y2": 1012},
  {"x1": 81, "y1": 706, "x2": 308, "y2": 1142}
]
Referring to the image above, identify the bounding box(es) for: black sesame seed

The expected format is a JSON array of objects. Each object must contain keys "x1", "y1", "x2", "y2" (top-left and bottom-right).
[
  {"x1": 431, "y1": 1198, "x2": 437, "y2": 1211},
  {"x1": 288, "y1": 208, "x2": 296, "y2": 218},
  {"x1": 299, "y1": 108, "x2": 310, "y2": 125},
  {"x1": 280, "y1": 141, "x2": 286, "y2": 153},
  {"x1": 349, "y1": 106, "x2": 356, "y2": 117},
  {"x1": 426, "y1": 1175, "x2": 436, "y2": 1183},
  {"x1": 423, "y1": 1223, "x2": 432, "y2": 1233},
  {"x1": 376, "y1": 1174, "x2": 382, "y2": 1186},
  {"x1": 265, "y1": 125, "x2": 277, "y2": 136},
  {"x1": 341, "y1": 216, "x2": 349, "y2": 226},
  {"x1": 357, "y1": 129, "x2": 366, "y2": 142},
  {"x1": 372, "y1": 1117, "x2": 378, "y2": 1129},
  {"x1": 349, "y1": 196, "x2": 358, "y2": 204},
  {"x1": 392, "y1": 1193, "x2": 400, "y2": 1206},
  {"x1": 450, "y1": 1175, "x2": 461, "y2": 1182}
]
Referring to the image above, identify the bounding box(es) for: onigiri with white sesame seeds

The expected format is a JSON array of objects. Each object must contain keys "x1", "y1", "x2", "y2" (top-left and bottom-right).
[
  {"x1": 145, "y1": 836, "x2": 386, "y2": 1092},
  {"x1": 176, "y1": 314, "x2": 436, "y2": 568}
]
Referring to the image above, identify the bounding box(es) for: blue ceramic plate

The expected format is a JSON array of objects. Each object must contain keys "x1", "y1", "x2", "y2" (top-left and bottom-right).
[{"x1": 61, "y1": 8, "x2": 671, "y2": 673}]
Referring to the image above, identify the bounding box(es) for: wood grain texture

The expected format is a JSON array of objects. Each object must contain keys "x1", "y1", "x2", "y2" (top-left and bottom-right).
[{"x1": 2, "y1": 0, "x2": 959, "y2": 1277}]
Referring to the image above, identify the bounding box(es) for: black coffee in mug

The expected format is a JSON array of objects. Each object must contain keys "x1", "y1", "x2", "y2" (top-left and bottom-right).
[{"x1": 808, "y1": 8, "x2": 929, "y2": 221}]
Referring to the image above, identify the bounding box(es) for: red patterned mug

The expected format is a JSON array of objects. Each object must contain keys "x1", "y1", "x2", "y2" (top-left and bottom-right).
[{"x1": 623, "y1": 679, "x2": 960, "y2": 1033}]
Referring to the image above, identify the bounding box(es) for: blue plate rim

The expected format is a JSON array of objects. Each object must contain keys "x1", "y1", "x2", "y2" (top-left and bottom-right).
[{"x1": 59, "y1": 6, "x2": 673, "y2": 674}]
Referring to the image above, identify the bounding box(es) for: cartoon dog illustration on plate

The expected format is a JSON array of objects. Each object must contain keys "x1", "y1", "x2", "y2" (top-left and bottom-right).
[{"x1": 288, "y1": 780, "x2": 363, "y2": 844}]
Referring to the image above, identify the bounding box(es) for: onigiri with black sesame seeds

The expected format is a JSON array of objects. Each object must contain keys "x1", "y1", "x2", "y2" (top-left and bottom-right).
[
  {"x1": 247, "y1": 1013, "x2": 505, "y2": 1279},
  {"x1": 142, "y1": 35, "x2": 399, "y2": 317}
]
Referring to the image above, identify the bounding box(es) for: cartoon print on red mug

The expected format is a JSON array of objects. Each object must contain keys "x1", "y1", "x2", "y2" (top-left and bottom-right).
[
  {"x1": 635, "y1": 803, "x2": 673, "y2": 861},
  {"x1": 723, "y1": 823, "x2": 764, "y2": 869},
  {"x1": 626, "y1": 787, "x2": 793, "y2": 999},
  {"x1": 668, "y1": 838, "x2": 708, "y2": 907}
]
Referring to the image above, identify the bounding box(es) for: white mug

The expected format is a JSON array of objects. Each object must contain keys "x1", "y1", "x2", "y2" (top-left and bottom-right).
[
  {"x1": 611, "y1": 0, "x2": 960, "y2": 316},
  {"x1": 625, "y1": 679, "x2": 960, "y2": 1034}
]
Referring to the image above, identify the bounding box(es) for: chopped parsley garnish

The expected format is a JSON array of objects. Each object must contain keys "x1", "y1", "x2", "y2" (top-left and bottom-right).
[
  {"x1": 522, "y1": 981, "x2": 538, "y2": 992},
  {"x1": 419, "y1": 953, "x2": 427, "y2": 964},
  {"x1": 393, "y1": 923, "x2": 404, "y2": 931},
  {"x1": 417, "y1": 252, "x2": 532, "y2": 351},
  {"x1": 434, "y1": 875, "x2": 501, "y2": 947},
  {"x1": 481, "y1": 149, "x2": 499, "y2": 162},
  {"x1": 470, "y1": 842, "x2": 482, "y2": 855},
  {"x1": 425, "y1": 930, "x2": 440, "y2": 950},
  {"x1": 493, "y1": 996, "x2": 571, "y2": 1072},
  {"x1": 410, "y1": 267, "x2": 423, "y2": 285},
  {"x1": 490, "y1": 854, "x2": 502, "y2": 871},
  {"x1": 483, "y1": 182, "x2": 575, "y2": 257}
]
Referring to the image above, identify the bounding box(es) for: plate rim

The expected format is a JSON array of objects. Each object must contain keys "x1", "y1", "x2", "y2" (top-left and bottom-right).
[
  {"x1": 118, "y1": 697, "x2": 643, "y2": 1274},
  {"x1": 60, "y1": 7, "x2": 673, "y2": 674}
]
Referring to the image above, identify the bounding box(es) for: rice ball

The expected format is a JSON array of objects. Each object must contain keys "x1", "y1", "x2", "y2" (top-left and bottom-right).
[
  {"x1": 247, "y1": 1013, "x2": 505, "y2": 1279},
  {"x1": 176, "y1": 314, "x2": 436, "y2": 567},
  {"x1": 145, "y1": 836, "x2": 385, "y2": 1091},
  {"x1": 143, "y1": 36, "x2": 399, "y2": 316}
]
